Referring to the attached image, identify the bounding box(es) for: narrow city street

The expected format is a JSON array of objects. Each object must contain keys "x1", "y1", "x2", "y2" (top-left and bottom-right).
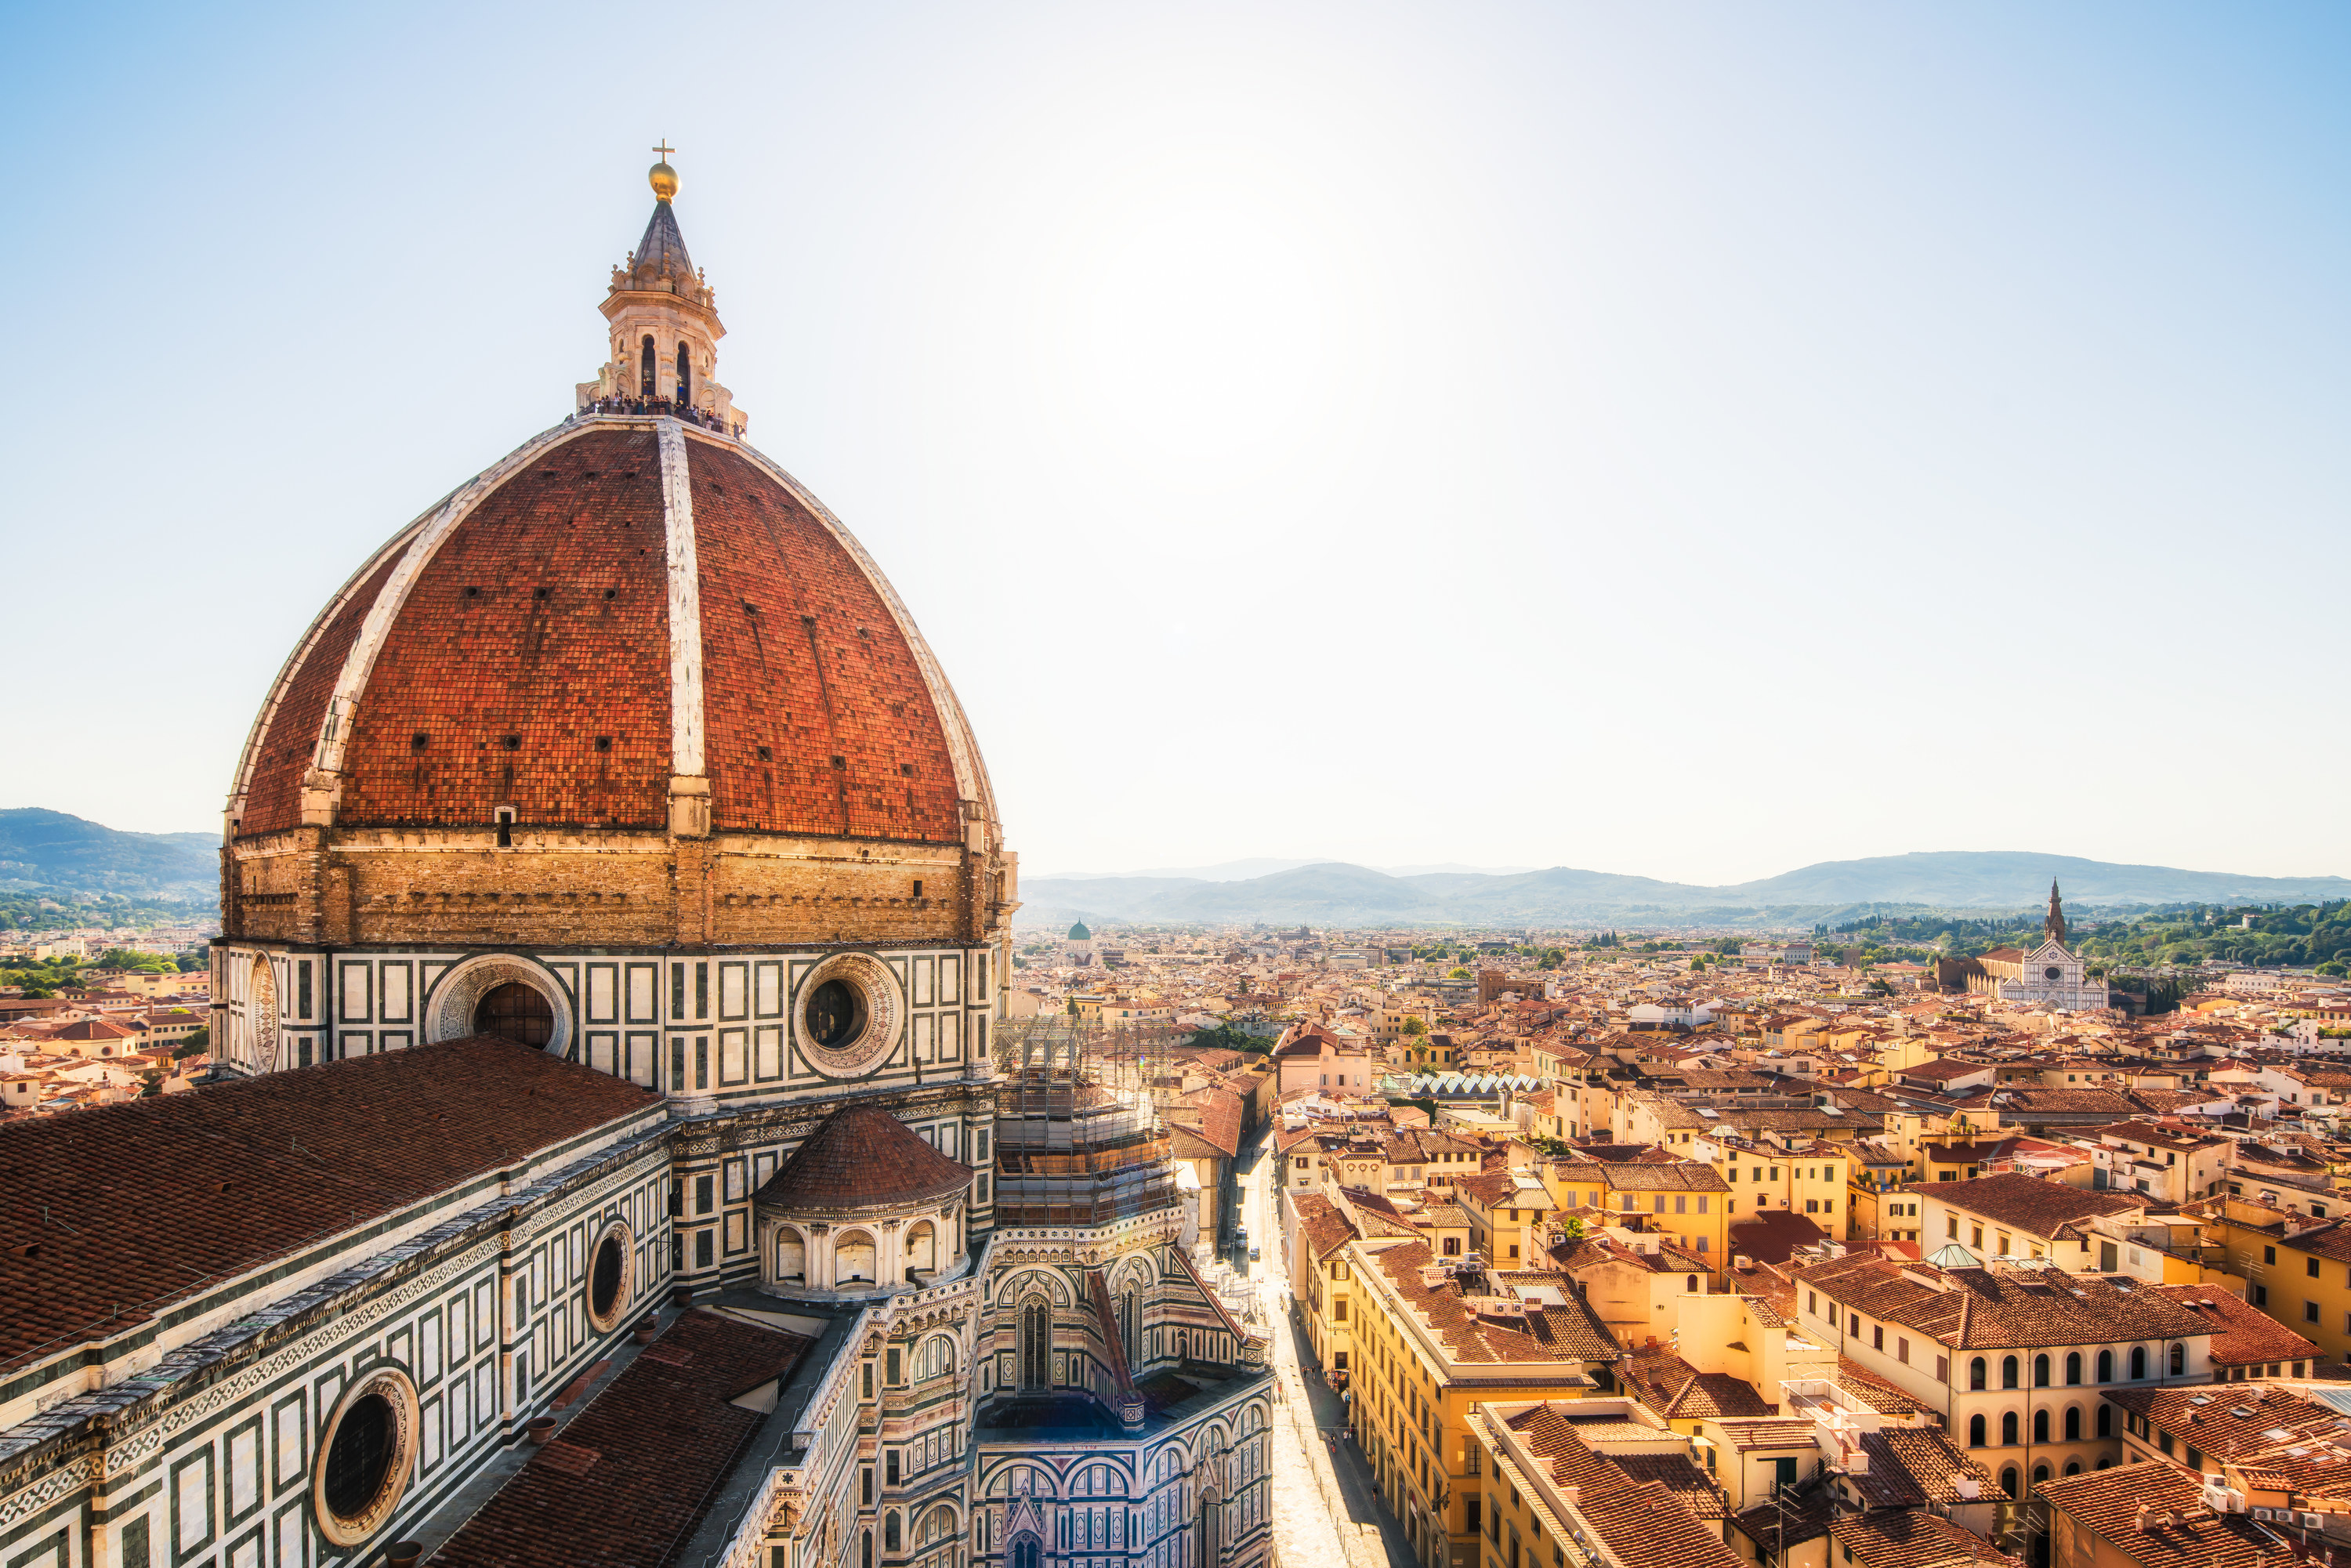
[{"x1": 1233, "y1": 1124, "x2": 1418, "y2": 1568}]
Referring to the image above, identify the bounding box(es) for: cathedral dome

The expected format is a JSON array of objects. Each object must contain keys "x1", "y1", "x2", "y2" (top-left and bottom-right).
[
  {"x1": 230, "y1": 421, "x2": 988, "y2": 844},
  {"x1": 218, "y1": 165, "x2": 1012, "y2": 965}
]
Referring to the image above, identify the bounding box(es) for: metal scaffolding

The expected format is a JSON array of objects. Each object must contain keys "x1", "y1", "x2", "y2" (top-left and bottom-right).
[{"x1": 991, "y1": 1018, "x2": 1179, "y2": 1226}]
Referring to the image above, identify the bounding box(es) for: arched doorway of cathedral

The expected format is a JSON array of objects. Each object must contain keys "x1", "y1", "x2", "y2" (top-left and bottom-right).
[
  {"x1": 1010, "y1": 1535, "x2": 1041, "y2": 1568},
  {"x1": 475, "y1": 982, "x2": 554, "y2": 1046}
]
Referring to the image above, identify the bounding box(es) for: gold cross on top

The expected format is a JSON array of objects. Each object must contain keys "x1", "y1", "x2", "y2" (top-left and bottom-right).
[{"x1": 653, "y1": 140, "x2": 676, "y2": 161}]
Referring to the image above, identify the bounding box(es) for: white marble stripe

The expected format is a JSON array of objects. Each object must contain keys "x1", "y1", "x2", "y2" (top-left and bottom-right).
[
  {"x1": 658, "y1": 417, "x2": 706, "y2": 778},
  {"x1": 310, "y1": 418, "x2": 602, "y2": 782},
  {"x1": 223, "y1": 513, "x2": 431, "y2": 828}
]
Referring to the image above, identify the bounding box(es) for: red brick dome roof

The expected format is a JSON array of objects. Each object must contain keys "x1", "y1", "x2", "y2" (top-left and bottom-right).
[
  {"x1": 230, "y1": 418, "x2": 991, "y2": 844},
  {"x1": 753, "y1": 1104, "x2": 973, "y2": 1211}
]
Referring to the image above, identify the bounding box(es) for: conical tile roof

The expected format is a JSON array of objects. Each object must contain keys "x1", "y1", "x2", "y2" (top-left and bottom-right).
[{"x1": 755, "y1": 1104, "x2": 973, "y2": 1211}]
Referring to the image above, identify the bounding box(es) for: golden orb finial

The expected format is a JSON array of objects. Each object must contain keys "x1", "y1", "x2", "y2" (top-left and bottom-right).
[{"x1": 650, "y1": 140, "x2": 678, "y2": 201}]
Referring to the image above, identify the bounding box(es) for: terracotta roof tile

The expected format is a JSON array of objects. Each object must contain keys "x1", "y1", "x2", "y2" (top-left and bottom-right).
[
  {"x1": 2038, "y1": 1463, "x2": 2285, "y2": 1568},
  {"x1": 2147, "y1": 1285, "x2": 2321, "y2": 1368},
  {"x1": 755, "y1": 1104, "x2": 972, "y2": 1211},
  {"x1": 1831, "y1": 1508, "x2": 2021, "y2": 1568},
  {"x1": 0, "y1": 1039, "x2": 657, "y2": 1373},
  {"x1": 434, "y1": 1309, "x2": 810, "y2": 1568}
]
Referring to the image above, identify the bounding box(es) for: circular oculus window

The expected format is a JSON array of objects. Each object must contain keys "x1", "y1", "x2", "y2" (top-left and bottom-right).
[
  {"x1": 586, "y1": 1219, "x2": 633, "y2": 1333},
  {"x1": 2044, "y1": 965, "x2": 2063, "y2": 981},
  {"x1": 313, "y1": 1367, "x2": 420, "y2": 1547},
  {"x1": 795, "y1": 954, "x2": 900, "y2": 1076}
]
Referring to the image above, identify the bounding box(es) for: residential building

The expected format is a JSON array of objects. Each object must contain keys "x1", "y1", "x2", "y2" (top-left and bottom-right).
[
  {"x1": 1911, "y1": 1172, "x2": 2149, "y2": 1269},
  {"x1": 1539, "y1": 1156, "x2": 1733, "y2": 1266},
  {"x1": 1467, "y1": 1399, "x2": 1742, "y2": 1568},
  {"x1": 1793, "y1": 1251, "x2": 2215, "y2": 1505},
  {"x1": 1345, "y1": 1239, "x2": 1621, "y2": 1568}
]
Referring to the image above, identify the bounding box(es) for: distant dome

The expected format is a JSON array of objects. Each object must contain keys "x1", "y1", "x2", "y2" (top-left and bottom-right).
[{"x1": 1067, "y1": 922, "x2": 1092, "y2": 940}]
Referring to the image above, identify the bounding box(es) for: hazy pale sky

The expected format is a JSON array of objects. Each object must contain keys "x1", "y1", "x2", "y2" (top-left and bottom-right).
[{"x1": 6, "y1": 2, "x2": 2349, "y2": 884}]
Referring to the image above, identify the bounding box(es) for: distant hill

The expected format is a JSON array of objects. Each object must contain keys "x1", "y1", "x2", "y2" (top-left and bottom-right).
[
  {"x1": 1016, "y1": 850, "x2": 2351, "y2": 930},
  {"x1": 0, "y1": 809, "x2": 216, "y2": 899}
]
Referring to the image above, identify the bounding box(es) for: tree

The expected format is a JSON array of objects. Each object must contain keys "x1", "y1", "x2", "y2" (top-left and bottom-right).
[
  {"x1": 1400, "y1": 1017, "x2": 1428, "y2": 1036},
  {"x1": 172, "y1": 1027, "x2": 209, "y2": 1059},
  {"x1": 1447, "y1": 967, "x2": 1472, "y2": 980}
]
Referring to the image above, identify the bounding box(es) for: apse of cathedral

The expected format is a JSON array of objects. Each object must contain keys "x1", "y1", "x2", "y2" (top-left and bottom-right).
[{"x1": 0, "y1": 160, "x2": 1272, "y2": 1568}]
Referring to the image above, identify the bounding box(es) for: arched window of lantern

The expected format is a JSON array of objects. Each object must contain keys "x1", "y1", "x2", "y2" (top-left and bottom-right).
[
  {"x1": 676, "y1": 342, "x2": 692, "y2": 406},
  {"x1": 639, "y1": 335, "x2": 657, "y2": 397}
]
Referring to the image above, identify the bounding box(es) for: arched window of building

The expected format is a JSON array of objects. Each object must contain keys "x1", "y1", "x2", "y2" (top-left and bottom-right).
[
  {"x1": 1012, "y1": 1539, "x2": 1041, "y2": 1568},
  {"x1": 2064, "y1": 1461, "x2": 2081, "y2": 1476},
  {"x1": 676, "y1": 342, "x2": 692, "y2": 407},
  {"x1": 1020, "y1": 1295, "x2": 1050, "y2": 1391},
  {"x1": 2096, "y1": 1405, "x2": 2113, "y2": 1438},
  {"x1": 640, "y1": 335, "x2": 657, "y2": 397},
  {"x1": 906, "y1": 1221, "x2": 937, "y2": 1280},
  {"x1": 860, "y1": 1531, "x2": 872, "y2": 1568},
  {"x1": 2034, "y1": 1354, "x2": 2051, "y2": 1387},
  {"x1": 1969, "y1": 1358, "x2": 1987, "y2": 1391},
  {"x1": 2097, "y1": 1350, "x2": 2114, "y2": 1383},
  {"x1": 2064, "y1": 1406, "x2": 2081, "y2": 1441},
  {"x1": 2001, "y1": 1411, "x2": 2018, "y2": 1446},
  {"x1": 1121, "y1": 1289, "x2": 1139, "y2": 1367},
  {"x1": 2130, "y1": 1346, "x2": 2148, "y2": 1380},
  {"x1": 2032, "y1": 1464, "x2": 2050, "y2": 1487},
  {"x1": 2001, "y1": 1356, "x2": 2020, "y2": 1389},
  {"x1": 1968, "y1": 1414, "x2": 1987, "y2": 1447},
  {"x1": 2065, "y1": 1352, "x2": 2082, "y2": 1385},
  {"x1": 1199, "y1": 1491, "x2": 1220, "y2": 1567},
  {"x1": 775, "y1": 1227, "x2": 805, "y2": 1283},
  {"x1": 2033, "y1": 1409, "x2": 2050, "y2": 1443},
  {"x1": 884, "y1": 1513, "x2": 900, "y2": 1553},
  {"x1": 2170, "y1": 1342, "x2": 2186, "y2": 1376},
  {"x1": 2000, "y1": 1467, "x2": 2020, "y2": 1499}
]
